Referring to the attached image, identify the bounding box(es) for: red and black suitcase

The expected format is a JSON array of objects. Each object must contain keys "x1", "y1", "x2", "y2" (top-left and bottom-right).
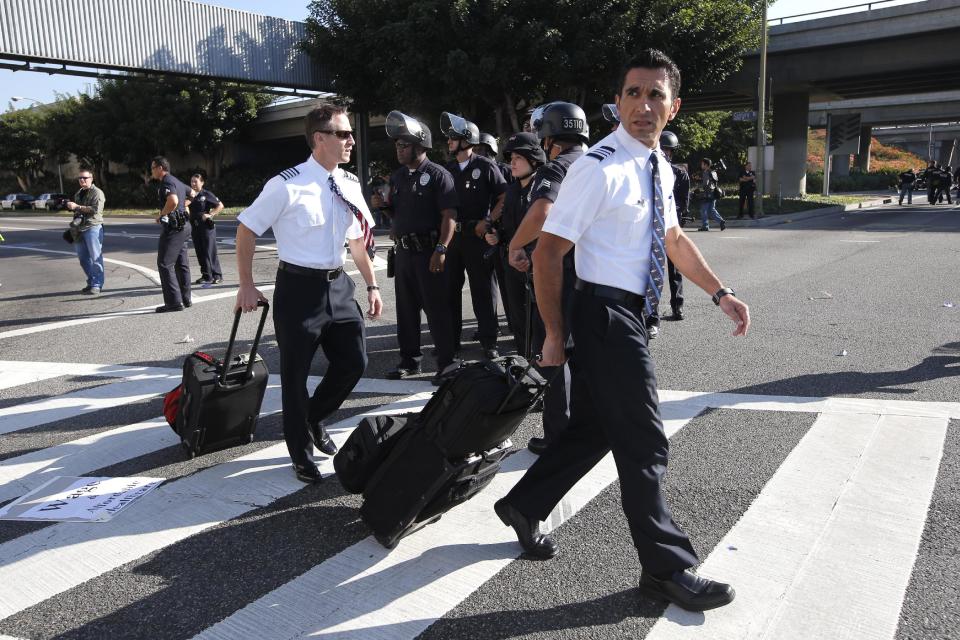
[
  {"x1": 173, "y1": 301, "x2": 270, "y2": 458},
  {"x1": 356, "y1": 357, "x2": 547, "y2": 548}
]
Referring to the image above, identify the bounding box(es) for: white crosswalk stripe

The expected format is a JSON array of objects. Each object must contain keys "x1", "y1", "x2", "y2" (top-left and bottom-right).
[{"x1": 0, "y1": 359, "x2": 953, "y2": 639}]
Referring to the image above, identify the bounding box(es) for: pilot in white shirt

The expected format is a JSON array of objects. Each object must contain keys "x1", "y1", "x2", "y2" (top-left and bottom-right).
[
  {"x1": 235, "y1": 104, "x2": 383, "y2": 484},
  {"x1": 494, "y1": 50, "x2": 750, "y2": 614}
]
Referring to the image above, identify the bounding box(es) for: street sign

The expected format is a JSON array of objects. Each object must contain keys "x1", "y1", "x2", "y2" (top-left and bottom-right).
[{"x1": 733, "y1": 110, "x2": 758, "y2": 122}]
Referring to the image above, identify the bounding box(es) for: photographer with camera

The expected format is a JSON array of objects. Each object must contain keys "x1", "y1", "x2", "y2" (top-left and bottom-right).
[
  {"x1": 150, "y1": 156, "x2": 193, "y2": 313},
  {"x1": 188, "y1": 173, "x2": 224, "y2": 286},
  {"x1": 697, "y1": 158, "x2": 726, "y2": 232},
  {"x1": 65, "y1": 169, "x2": 106, "y2": 295}
]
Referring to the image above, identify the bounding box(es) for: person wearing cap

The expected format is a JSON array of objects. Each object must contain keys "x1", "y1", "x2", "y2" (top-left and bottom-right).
[
  {"x1": 382, "y1": 110, "x2": 458, "y2": 383},
  {"x1": 442, "y1": 112, "x2": 507, "y2": 360},
  {"x1": 494, "y1": 49, "x2": 749, "y2": 613},
  {"x1": 188, "y1": 173, "x2": 225, "y2": 285},
  {"x1": 234, "y1": 103, "x2": 383, "y2": 484},
  {"x1": 508, "y1": 101, "x2": 588, "y2": 455},
  {"x1": 484, "y1": 132, "x2": 547, "y2": 357},
  {"x1": 151, "y1": 156, "x2": 193, "y2": 313}
]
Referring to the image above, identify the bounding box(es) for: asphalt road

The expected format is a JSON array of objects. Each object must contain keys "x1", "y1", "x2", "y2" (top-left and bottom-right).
[{"x1": 0, "y1": 203, "x2": 957, "y2": 639}]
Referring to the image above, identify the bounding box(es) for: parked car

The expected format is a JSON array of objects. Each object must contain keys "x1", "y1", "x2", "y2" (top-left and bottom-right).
[
  {"x1": 0, "y1": 193, "x2": 36, "y2": 210},
  {"x1": 33, "y1": 193, "x2": 69, "y2": 211}
]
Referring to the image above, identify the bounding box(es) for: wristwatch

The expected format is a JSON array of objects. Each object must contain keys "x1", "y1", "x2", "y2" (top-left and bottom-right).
[
  {"x1": 434, "y1": 243, "x2": 447, "y2": 254},
  {"x1": 712, "y1": 287, "x2": 735, "y2": 306},
  {"x1": 367, "y1": 285, "x2": 380, "y2": 292}
]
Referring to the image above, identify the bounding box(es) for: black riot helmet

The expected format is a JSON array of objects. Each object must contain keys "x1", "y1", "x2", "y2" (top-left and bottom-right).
[
  {"x1": 386, "y1": 110, "x2": 433, "y2": 149},
  {"x1": 601, "y1": 103, "x2": 620, "y2": 124},
  {"x1": 478, "y1": 132, "x2": 499, "y2": 157},
  {"x1": 504, "y1": 131, "x2": 546, "y2": 166},
  {"x1": 660, "y1": 130, "x2": 679, "y2": 149},
  {"x1": 534, "y1": 101, "x2": 590, "y2": 144},
  {"x1": 440, "y1": 112, "x2": 480, "y2": 145}
]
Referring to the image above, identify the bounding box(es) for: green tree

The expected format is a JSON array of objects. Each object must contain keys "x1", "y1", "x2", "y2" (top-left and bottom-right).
[
  {"x1": 0, "y1": 108, "x2": 46, "y2": 190},
  {"x1": 303, "y1": 0, "x2": 765, "y2": 139}
]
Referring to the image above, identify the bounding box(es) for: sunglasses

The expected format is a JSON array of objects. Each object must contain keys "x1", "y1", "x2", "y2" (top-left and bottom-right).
[
  {"x1": 317, "y1": 129, "x2": 354, "y2": 140},
  {"x1": 78, "y1": 176, "x2": 92, "y2": 181}
]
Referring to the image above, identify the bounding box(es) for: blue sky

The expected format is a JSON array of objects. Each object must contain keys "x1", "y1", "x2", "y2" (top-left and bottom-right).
[{"x1": 1, "y1": 0, "x2": 921, "y2": 111}]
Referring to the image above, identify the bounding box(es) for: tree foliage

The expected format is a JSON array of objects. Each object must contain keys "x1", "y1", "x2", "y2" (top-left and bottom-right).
[
  {"x1": 303, "y1": 0, "x2": 765, "y2": 140},
  {"x1": 0, "y1": 109, "x2": 46, "y2": 190}
]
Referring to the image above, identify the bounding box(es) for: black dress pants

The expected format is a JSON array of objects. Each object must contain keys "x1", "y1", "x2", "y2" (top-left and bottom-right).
[
  {"x1": 394, "y1": 247, "x2": 455, "y2": 370},
  {"x1": 157, "y1": 222, "x2": 192, "y2": 307},
  {"x1": 647, "y1": 259, "x2": 684, "y2": 327},
  {"x1": 500, "y1": 248, "x2": 531, "y2": 358},
  {"x1": 493, "y1": 244, "x2": 512, "y2": 336},
  {"x1": 506, "y1": 289, "x2": 699, "y2": 575},
  {"x1": 190, "y1": 215, "x2": 222, "y2": 280},
  {"x1": 446, "y1": 230, "x2": 499, "y2": 351},
  {"x1": 738, "y1": 190, "x2": 755, "y2": 218},
  {"x1": 273, "y1": 269, "x2": 367, "y2": 466}
]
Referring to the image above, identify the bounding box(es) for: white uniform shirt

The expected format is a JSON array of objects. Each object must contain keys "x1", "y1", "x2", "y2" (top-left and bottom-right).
[
  {"x1": 238, "y1": 155, "x2": 374, "y2": 269},
  {"x1": 542, "y1": 125, "x2": 679, "y2": 296}
]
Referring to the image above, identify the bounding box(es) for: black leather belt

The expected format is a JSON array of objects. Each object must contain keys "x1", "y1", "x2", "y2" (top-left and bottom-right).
[
  {"x1": 278, "y1": 261, "x2": 343, "y2": 281},
  {"x1": 574, "y1": 278, "x2": 645, "y2": 308},
  {"x1": 397, "y1": 231, "x2": 438, "y2": 252}
]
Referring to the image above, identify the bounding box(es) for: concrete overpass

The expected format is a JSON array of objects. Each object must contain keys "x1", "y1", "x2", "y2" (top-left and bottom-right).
[
  {"x1": 872, "y1": 123, "x2": 960, "y2": 165},
  {"x1": 685, "y1": 0, "x2": 960, "y2": 195}
]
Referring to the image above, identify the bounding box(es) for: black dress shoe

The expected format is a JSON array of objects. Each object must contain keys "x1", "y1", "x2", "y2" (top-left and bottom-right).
[
  {"x1": 494, "y1": 498, "x2": 558, "y2": 559},
  {"x1": 183, "y1": 299, "x2": 193, "y2": 308},
  {"x1": 719, "y1": 220, "x2": 726, "y2": 231},
  {"x1": 308, "y1": 422, "x2": 338, "y2": 456},
  {"x1": 385, "y1": 365, "x2": 421, "y2": 380},
  {"x1": 671, "y1": 308, "x2": 684, "y2": 321},
  {"x1": 156, "y1": 304, "x2": 185, "y2": 313},
  {"x1": 638, "y1": 569, "x2": 735, "y2": 612},
  {"x1": 194, "y1": 277, "x2": 211, "y2": 285},
  {"x1": 293, "y1": 462, "x2": 323, "y2": 484},
  {"x1": 483, "y1": 348, "x2": 500, "y2": 360},
  {"x1": 646, "y1": 324, "x2": 659, "y2": 339},
  {"x1": 527, "y1": 437, "x2": 549, "y2": 455}
]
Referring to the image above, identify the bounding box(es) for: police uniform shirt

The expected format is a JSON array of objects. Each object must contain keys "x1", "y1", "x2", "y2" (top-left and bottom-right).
[
  {"x1": 738, "y1": 169, "x2": 756, "y2": 192},
  {"x1": 446, "y1": 155, "x2": 506, "y2": 220},
  {"x1": 188, "y1": 189, "x2": 221, "y2": 216},
  {"x1": 238, "y1": 155, "x2": 368, "y2": 269},
  {"x1": 542, "y1": 125, "x2": 679, "y2": 296},
  {"x1": 529, "y1": 146, "x2": 584, "y2": 206},
  {"x1": 159, "y1": 174, "x2": 189, "y2": 212},
  {"x1": 671, "y1": 164, "x2": 691, "y2": 213},
  {"x1": 388, "y1": 158, "x2": 459, "y2": 236}
]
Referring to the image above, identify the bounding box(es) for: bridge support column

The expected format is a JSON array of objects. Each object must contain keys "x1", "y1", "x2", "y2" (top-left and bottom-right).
[
  {"x1": 772, "y1": 92, "x2": 809, "y2": 197},
  {"x1": 856, "y1": 125, "x2": 872, "y2": 172},
  {"x1": 831, "y1": 154, "x2": 851, "y2": 177}
]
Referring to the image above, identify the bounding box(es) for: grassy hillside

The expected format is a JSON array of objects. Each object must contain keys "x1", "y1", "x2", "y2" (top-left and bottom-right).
[{"x1": 806, "y1": 129, "x2": 926, "y2": 173}]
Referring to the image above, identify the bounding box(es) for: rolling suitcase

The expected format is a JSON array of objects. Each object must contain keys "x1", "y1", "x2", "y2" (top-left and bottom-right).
[
  {"x1": 174, "y1": 301, "x2": 270, "y2": 458},
  {"x1": 358, "y1": 357, "x2": 547, "y2": 548},
  {"x1": 334, "y1": 414, "x2": 416, "y2": 494}
]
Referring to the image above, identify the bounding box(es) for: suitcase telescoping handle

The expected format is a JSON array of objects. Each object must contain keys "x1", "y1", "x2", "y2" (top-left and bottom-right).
[{"x1": 220, "y1": 300, "x2": 270, "y2": 387}]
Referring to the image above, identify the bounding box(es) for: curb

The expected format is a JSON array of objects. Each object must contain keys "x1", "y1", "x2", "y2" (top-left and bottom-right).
[{"x1": 717, "y1": 196, "x2": 894, "y2": 229}]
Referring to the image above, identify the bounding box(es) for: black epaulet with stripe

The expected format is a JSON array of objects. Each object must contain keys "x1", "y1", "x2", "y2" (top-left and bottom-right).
[
  {"x1": 342, "y1": 170, "x2": 360, "y2": 183},
  {"x1": 279, "y1": 167, "x2": 300, "y2": 181},
  {"x1": 585, "y1": 145, "x2": 616, "y2": 162}
]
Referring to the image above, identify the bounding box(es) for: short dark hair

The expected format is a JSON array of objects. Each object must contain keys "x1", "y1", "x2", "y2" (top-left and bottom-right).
[
  {"x1": 618, "y1": 49, "x2": 682, "y2": 100},
  {"x1": 152, "y1": 156, "x2": 170, "y2": 172},
  {"x1": 77, "y1": 166, "x2": 94, "y2": 177},
  {"x1": 702, "y1": 157, "x2": 712, "y2": 167},
  {"x1": 305, "y1": 103, "x2": 349, "y2": 148},
  {"x1": 190, "y1": 172, "x2": 206, "y2": 182}
]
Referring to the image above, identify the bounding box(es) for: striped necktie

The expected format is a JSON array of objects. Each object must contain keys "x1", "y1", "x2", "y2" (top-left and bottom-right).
[
  {"x1": 328, "y1": 175, "x2": 376, "y2": 259},
  {"x1": 644, "y1": 153, "x2": 667, "y2": 316}
]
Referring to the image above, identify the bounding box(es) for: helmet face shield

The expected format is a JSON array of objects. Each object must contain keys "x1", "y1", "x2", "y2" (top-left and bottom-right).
[
  {"x1": 440, "y1": 112, "x2": 479, "y2": 144},
  {"x1": 602, "y1": 103, "x2": 620, "y2": 124},
  {"x1": 529, "y1": 104, "x2": 548, "y2": 138},
  {"x1": 386, "y1": 110, "x2": 429, "y2": 147}
]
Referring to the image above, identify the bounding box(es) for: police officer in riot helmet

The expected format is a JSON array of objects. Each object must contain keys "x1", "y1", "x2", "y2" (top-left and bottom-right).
[
  {"x1": 508, "y1": 101, "x2": 588, "y2": 455},
  {"x1": 653, "y1": 130, "x2": 688, "y2": 325},
  {"x1": 382, "y1": 111, "x2": 458, "y2": 384},
  {"x1": 483, "y1": 132, "x2": 547, "y2": 357},
  {"x1": 441, "y1": 112, "x2": 508, "y2": 360},
  {"x1": 477, "y1": 132, "x2": 514, "y2": 184}
]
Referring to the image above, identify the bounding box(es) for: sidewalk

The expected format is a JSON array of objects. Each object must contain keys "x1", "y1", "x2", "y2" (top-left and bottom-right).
[{"x1": 718, "y1": 191, "x2": 896, "y2": 229}]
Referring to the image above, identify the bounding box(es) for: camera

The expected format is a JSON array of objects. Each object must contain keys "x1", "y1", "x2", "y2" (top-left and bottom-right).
[{"x1": 69, "y1": 213, "x2": 83, "y2": 228}]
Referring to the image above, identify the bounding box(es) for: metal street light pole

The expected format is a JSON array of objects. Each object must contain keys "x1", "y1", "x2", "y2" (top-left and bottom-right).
[
  {"x1": 756, "y1": 3, "x2": 768, "y2": 216},
  {"x1": 10, "y1": 96, "x2": 63, "y2": 193}
]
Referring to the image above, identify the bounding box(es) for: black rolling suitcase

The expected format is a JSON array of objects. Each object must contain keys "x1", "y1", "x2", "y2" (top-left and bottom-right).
[
  {"x1": 173, "y1": 301, "x2": 270, "y2": 457},
  {"x1": 356, "y1": 357, "x2": 547, "y2": 548}
]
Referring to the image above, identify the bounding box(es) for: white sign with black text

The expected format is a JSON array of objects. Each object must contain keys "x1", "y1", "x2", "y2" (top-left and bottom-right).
[{"x1": 0, "y1": 476, "x2": 163, "y2": 523}]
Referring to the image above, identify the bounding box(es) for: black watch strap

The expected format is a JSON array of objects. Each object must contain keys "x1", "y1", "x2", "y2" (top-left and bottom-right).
[{"x1": 712, "y1": 287, "x2": 735, "y2": 305}]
